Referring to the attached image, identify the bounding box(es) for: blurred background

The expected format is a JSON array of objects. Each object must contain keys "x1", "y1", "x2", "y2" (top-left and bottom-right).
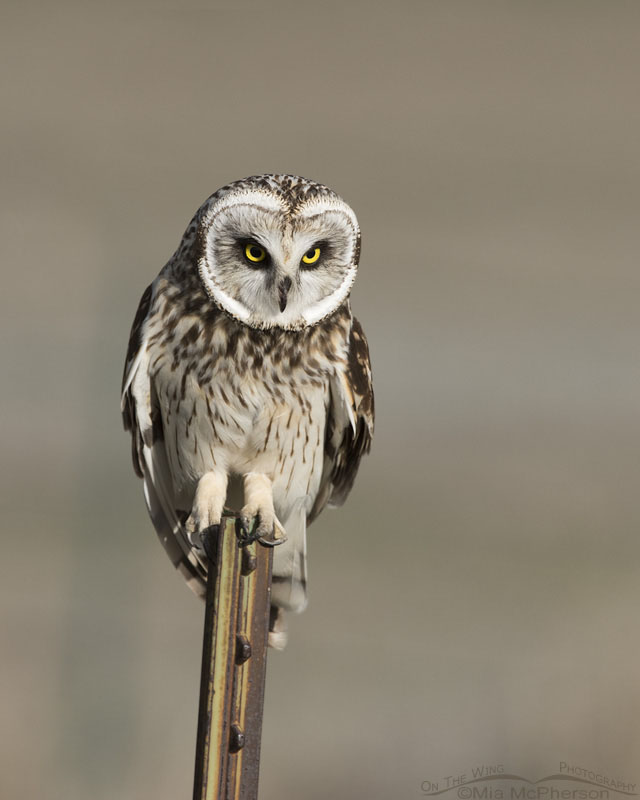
[{"x1": 2, "y1": 1, "x2": 640, "y2": 797}]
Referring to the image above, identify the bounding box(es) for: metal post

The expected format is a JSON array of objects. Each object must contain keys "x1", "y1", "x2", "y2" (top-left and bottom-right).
[{"x1": 193, "y1": 518, "x2": 273, "y2": 800}]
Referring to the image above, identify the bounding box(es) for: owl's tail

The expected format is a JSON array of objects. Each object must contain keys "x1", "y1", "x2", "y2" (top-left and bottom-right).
[{"x1": 269, "y1": 500, "x2": 308, "y2": 649}]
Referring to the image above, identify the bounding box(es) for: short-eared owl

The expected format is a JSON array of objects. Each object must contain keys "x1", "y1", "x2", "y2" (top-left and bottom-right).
[{"x1": 122, "y1": 174, "x2": 374, "y2": 647}]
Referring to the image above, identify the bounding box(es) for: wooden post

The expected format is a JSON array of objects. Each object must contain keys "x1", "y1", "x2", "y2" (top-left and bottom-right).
[{"x1": 193, "y1": 518, "x2": 273, "y2": 800}]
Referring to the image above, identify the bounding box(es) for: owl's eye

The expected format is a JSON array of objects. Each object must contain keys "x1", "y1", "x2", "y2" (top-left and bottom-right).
[
  {"x1": 244, "y1": 243, "x2": 267, "y2": 264},
  {"x1": 301, "y1": 246, "x2": 321, "y2": 266}
]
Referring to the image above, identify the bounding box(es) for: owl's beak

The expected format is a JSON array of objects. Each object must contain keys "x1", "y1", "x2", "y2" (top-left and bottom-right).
[{"x1": 278, "y1": 276, "x2": 292, "y2": 312}]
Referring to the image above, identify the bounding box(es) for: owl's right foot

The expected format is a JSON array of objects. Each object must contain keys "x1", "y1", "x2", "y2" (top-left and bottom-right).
[{"x1": 185, "y1": 471, "x2": 228, "y2": 551}]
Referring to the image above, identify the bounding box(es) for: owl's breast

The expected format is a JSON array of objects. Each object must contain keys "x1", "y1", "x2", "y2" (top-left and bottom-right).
[{"x1": 151, "y1": 340, "x2": 329, "y2": 508}]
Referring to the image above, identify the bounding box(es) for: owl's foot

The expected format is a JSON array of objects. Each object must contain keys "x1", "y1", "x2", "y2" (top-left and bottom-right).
[
  {"x1": 238, "y1": 473, "x2": 287, "y2": 547},
  {"x1": 236, "y1": 514, "x2": 286, "y2": 547},
  {"x1": 185, "y1": 471, "x2": 228, "y2": 551}
]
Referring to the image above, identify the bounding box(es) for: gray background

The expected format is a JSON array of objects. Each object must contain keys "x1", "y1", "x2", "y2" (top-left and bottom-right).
[{"x1": 2, "y1": 1, "x2": 639, "y2": 797}]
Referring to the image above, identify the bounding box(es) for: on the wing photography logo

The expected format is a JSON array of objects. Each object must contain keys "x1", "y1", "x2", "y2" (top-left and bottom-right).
[{"x1": 421, "y1": 762, "x2": 637, "y2": 799}]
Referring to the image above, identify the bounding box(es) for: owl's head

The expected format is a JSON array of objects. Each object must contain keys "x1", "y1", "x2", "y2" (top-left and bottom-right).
[{"x1": 195, "y1": 174, "x2": 360, "y2": 330}]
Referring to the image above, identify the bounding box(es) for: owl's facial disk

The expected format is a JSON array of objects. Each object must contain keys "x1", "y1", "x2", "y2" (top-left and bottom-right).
[{"x1": 197, "y1": 190, "x2": 359, "y2": 330}]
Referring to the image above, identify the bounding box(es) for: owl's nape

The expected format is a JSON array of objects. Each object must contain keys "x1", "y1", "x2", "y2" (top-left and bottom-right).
[{"x1": 122, "y1": 174, "x2": 374, "y2": 649}]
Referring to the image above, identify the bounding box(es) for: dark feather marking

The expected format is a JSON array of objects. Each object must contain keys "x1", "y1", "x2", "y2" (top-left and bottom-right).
[
  {"x1": 285, "y1": 460, "x2": 295, "y2": 492},
  {"x1": 308, "y1": 447, "x2": 317, "y2": 492},
  {"x1": 197, "y1": 358, "x2": 213, "y2": 383},
  {"x1": 181, "y1": 323, "x2": 200, "y2": 348},
  {"x1": 302, "y1": 423, "x2": 310, "y2": 464},
  {"x1": 225, "y1": 328, "x2": 241, "y2": 358},
  {"x1": 263, "y1": 414, "x2": 274, "y2": 452},
  {"x1": 236, "y1": 391, "x2": 248, "y2": 410},
  {"x1": 151, "y1": 406, "x2": 164, "y2": 443},
  {"x1": 205, "y1": 394, "x2": 214, "y2": 421},
  {"x1": 174, "y1": 425, "x2": 183, "y2": 470}
]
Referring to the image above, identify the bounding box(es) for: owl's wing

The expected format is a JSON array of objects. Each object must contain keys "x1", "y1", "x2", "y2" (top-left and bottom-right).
[
  {"x1": 309, "y1": 315, "x2": 374, "y2": 521},
  {"x1": 121, "y1": 283, "x2": 207, "y2": 596}
]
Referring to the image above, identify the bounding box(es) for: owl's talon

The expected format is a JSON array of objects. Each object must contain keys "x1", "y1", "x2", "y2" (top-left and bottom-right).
[
  {"x1": 255, "y1": 515, "x2": 287, "y2": 547},
  {"x1": 257, "y1": 532, "x2": 286, "y2": 547},
  {"x1": 235, "y1": 516, "x2": 258, "y2": 546},
  {"x1": 235, "y1": 514, "x2": 286, "y2": 547}
]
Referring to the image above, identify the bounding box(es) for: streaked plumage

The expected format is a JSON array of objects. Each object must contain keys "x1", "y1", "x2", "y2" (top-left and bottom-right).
[{"x1": 122, "y1": 174, "x2": 374, "y2": 647}]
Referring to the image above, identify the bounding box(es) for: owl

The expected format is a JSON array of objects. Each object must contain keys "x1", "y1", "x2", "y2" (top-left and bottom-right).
[{"x1": 121, "y1": 174, "x2": 374, "y2": 648}]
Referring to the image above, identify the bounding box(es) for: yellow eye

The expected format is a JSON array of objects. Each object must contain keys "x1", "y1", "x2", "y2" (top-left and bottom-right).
[
  {"x1": 301, "y1": 246, "x2": 321, "y2": 265},
  {"x1": 245, "y1": 243, "x2": 267, "y2": 263}
]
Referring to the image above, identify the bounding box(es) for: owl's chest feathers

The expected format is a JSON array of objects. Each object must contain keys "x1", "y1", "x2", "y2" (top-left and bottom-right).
[{"x1": 147, "y1": 306, "x2": 349, "y2": 488}]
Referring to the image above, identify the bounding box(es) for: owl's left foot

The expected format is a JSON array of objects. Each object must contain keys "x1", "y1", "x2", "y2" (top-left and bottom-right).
[
  {"x1": 238, "y1": 473, "x2": 287, "y2": 547},
  {"x1": 236, "y1": 513, "x2": 286, "y2": 547}
]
